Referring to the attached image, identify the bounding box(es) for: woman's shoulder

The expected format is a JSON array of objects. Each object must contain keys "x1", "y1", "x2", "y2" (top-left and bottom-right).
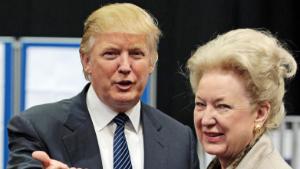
[
  {"x1": 237, "y1": 134, "x2": 292, "y2": 169},
  {"x1": 256, "y1": 152, "x2": 292, "y2": 169}
]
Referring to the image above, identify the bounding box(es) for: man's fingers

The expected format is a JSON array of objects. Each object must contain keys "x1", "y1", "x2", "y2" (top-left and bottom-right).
[
  {"x1": 47, "y1": 159, "x2": 69, "y2": 169},
  {"x1": 32, "y1": 151, "x2": 70, "y2": 169},
  {"x1": 32, "y1": 151, "x2": 51, "y2": 167}
]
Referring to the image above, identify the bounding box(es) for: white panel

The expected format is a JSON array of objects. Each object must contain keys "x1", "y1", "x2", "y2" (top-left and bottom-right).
[{"x1": 25, "y1": 45, "x2": 87, "y2": 109}]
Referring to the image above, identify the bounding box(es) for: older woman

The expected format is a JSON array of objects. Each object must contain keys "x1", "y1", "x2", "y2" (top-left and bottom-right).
[{"x1": 187, "y1": 28, "x2": 297, "y2": 169}]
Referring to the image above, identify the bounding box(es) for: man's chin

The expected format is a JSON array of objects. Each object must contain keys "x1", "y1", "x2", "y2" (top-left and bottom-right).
[
  {"x1": 113, "y1": 92, "x2": 139, "y2": 101},
  {"x1": 111, "y1": 97, "x2": 139, "y2": 111}
]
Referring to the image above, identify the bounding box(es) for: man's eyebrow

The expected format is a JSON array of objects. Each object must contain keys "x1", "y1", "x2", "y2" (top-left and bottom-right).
[
  {"x1": 130, "y1": 43, "x2": 146, "y2": 48},
  {"x1": 102, "y1": 46, "x2": 119, "y2": 51},
  {"x1": 129, "y1": 47, "x2": 144, "y2": 51}
]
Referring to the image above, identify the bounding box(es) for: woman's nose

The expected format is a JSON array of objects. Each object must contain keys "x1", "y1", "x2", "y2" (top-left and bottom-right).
[{"x1": 201, "y1": 108, "x2": 216, "y2": 126}]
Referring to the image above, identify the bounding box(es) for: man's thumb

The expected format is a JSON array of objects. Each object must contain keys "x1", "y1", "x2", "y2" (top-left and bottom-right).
[{"x1": 32, "y1": 151, "x2": 51, "y2": 167}]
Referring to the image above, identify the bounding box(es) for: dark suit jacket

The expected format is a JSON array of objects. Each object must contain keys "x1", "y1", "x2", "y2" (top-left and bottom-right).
[{"x1": 7, "y1": 84, "x2": 199, "y2": 169}]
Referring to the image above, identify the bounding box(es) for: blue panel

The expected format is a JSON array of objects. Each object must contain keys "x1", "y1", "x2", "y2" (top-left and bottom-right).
[
  {"x1": 141, "y1": 77, "x2": 151, "y2": 104},
  {"x1": 3, "y1": 42, "x2": 13, "y2": 169}
]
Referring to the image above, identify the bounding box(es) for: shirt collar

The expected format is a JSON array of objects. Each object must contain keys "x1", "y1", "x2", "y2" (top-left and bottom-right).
[{"x1": 86, "y1": 85, "x2": 141, "y2": 133}]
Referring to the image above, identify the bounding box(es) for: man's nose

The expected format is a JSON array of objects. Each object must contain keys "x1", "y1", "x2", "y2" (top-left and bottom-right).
[{"x1": 118, "y1": 53, "x2": 131, "y2": 74}]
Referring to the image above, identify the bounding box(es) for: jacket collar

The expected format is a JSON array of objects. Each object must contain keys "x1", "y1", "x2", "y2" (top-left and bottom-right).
[
  {"x1": 141, "y1": 103, "x2": 168, "y2": 169},
  {"x1": 62, "y1": 83, "x2": 103, "y2": 169}
]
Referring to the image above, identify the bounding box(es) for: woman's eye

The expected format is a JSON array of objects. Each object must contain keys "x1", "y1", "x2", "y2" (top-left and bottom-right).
[
  {"x1": 195, "y1": 102, "x2": 206, "y2": 110},
  {"x1": 216, "y1": 104, "x2": 231, "y2": 110}
]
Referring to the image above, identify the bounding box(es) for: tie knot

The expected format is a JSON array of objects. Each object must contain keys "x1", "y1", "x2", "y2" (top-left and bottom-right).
[{"x1": 113, "y1": 113, "x2": 129, "y2": 126}]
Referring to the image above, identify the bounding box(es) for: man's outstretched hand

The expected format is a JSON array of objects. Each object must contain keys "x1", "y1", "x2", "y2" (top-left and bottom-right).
[{"x1": 32, "y1": 151, "x2": 70, "y2": 169}]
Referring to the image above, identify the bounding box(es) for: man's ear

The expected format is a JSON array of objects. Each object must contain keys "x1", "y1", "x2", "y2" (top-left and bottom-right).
[
  {"x1": 80, "y1": 53, "x2": 91, "y2": 73},
  {"x1": 149, "y1": 54, "x2": 157, "y2": 74},
  {"x1": 254, "y1": 101, "x2": 270, "y2": 125},
  {"x1": 149, "y1": 63, "x2": 155, "y2": 74}
]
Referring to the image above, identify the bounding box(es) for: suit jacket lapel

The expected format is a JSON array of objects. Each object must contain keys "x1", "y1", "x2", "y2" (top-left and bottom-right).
[
  {"x1": 62, "y1": 84, "x2": 103, "y2": 169},
  {"x1": 142, "y1": 104, "x2": 168, "y2": 169}
]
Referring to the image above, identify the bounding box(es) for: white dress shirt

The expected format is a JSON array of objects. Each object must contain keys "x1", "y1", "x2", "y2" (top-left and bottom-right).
[{"x1": 86, "y1": 85, "x2": 144, "y2": 169}]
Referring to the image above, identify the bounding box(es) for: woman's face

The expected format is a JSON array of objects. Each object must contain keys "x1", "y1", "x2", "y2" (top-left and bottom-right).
[{"x1": 194, "y1": 70, "x2": 257, "y2": 164}]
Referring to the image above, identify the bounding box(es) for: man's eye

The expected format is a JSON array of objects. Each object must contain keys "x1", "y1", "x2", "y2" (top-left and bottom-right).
[
  {"x1": 102, "y1": 51, "x2": 118, "y2": 59},
  {"x1": 130, "y1": 50, "x2": 144, "y2": 58}
]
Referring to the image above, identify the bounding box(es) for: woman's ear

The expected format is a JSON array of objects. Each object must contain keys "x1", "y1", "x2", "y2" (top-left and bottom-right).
[{"x1": 254, "y1": 101, "x2": 271, "y2": 125}]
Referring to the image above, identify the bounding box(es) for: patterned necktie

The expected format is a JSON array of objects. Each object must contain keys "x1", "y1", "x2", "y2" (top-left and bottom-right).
[{"x1": 113, "y1": 113, "x2": 133, "y2": 169}]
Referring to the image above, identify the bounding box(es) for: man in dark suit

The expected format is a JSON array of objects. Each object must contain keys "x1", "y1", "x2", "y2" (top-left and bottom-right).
[{"x1": 7, "y1": 3, "x2": 199, "y2": 169}]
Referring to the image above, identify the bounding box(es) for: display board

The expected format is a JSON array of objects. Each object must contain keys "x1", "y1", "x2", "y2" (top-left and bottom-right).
[
  {"x1": 20, "y1": 37, "x2": 86, "y2": 110},
  {"x1": 20, "y1": 37, "x2": 156, "y2": 111},
  {"x1": 0, "y1": 37, "x2": 14, "y2": 169}
]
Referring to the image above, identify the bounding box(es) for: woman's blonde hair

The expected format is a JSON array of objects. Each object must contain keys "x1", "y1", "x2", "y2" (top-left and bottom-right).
[
  {"x1": 80, "y1": 3, "x2": 161, "y2": 78},
  {"x1": 187, "y1": 28, "x2": 297, "y2": 130}
]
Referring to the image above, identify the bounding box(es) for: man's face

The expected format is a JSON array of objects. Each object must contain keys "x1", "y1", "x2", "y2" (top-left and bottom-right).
[{"x1": 81, "y1": 32, "x2": 154, "y2": 112}]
